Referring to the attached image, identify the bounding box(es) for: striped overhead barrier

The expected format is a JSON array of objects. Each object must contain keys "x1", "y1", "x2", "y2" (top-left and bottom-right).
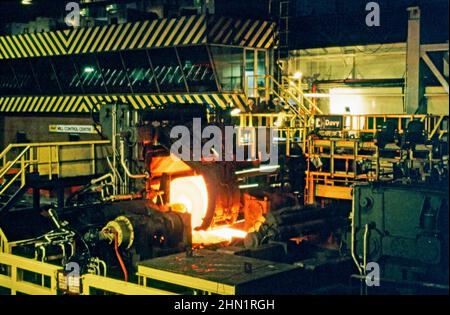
[
  {"x1": 0, "y1": 93, "x2": 248, "y2": 114},
  {"x1": 0, "y1": 15, "x2": 275, "y2": 59}
]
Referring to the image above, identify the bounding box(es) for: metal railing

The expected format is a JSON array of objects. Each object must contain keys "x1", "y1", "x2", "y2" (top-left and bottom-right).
[
  {"x1": 243, "y1": 74, "x2": 323, "y2": 150},
  {"x1": 237, "y1": 112, "x2": 305, "y2": 155},
  {"x1": 0, "y1": 140, "x2": 111, "y2": 197},
  {"x1": 0, "y1": 252, "x2": 61, "y2": 295},
  {"x1": 0, "y1": 228, "x2": 8, "y2": 254},
  {"x1": 0, "y1": 251, "x2": 178, "y2": 295},
  {"x1": 245, "y1": 74, "x2": 323, "y2": 119},
  {"x1": 334, "y1": 114, "x2": 448, "y2": 140},
  {"x1": 81, "y1": 274, "x2": 177, "y2": 295},
  {"x1": 303, "y1": 114, "x2": 448, "y2": 204}
]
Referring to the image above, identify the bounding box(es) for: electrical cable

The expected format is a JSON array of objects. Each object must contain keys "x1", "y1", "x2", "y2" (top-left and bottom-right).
[{"x1": 113, "y1": 230, "x2": 128, "y2": 282}]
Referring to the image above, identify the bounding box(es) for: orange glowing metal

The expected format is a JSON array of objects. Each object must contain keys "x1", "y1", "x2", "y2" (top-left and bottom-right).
[
  {"x1": 207, "y1": 227, "x2": 247, "y2": 241},
  {"x1": 192, "y1": 227, "x2": 247, "y2": 245},
  {"x1": 170, "y1": 176, "x2": 208, "y2": 229}
]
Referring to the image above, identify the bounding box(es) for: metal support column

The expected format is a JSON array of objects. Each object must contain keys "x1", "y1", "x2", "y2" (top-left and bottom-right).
[{"x1": 405, "y1": 7, "x2": 424, "y2": 114}]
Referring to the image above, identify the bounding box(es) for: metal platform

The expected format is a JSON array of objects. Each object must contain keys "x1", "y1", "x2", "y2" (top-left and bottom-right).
[{"x1": 137, "y1": 249, "x2": 302, "y2": 295}]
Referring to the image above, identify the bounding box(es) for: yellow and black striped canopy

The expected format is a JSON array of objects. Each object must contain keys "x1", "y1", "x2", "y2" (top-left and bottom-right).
[
  {"x1": 0, "y1": 93, "x2": 247, "y2": 114},
  {"x1": 0, "y1": 15, "x2": 275, "y2": 60}
]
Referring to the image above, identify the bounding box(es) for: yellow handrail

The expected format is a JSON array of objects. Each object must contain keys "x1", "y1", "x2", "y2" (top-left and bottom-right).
[
  {"x1": 0, "y1": 146, "x2": 30, "y2": 178},
  {"x1": 281, "y1": 76, "x2": 323, "y2": 114},
  {"x1": 0, "y1": 140, "x2": 111, "y2": 200},
  {"x1": 0, "y1": 251, "x2": 179, "y2": 295},
  {"x1": 81, "y1": 274, "x2": 177, "y2": 295},
  {"x1": 245, "y1": 74, "x2": 323, "y2": 116},
  {"x1": 0, "y1": 252, "x2": 61, "y2": 295},
  {"x1": 0, "y1": 140, "x2": 110, "y2": 168}
]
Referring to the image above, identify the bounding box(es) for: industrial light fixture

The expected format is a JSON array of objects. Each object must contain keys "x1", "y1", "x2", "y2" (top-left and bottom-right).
[
  {"x1": 21, "y1": 0, "x2": 32, "y2": 5},
  {"x1": 293, "y1": 72, "x2": 303, "y2": 80},
  {"x1": 230, "y1": 108, "x2": 241, "y2": 116},
  {"x1": 80, "y1": 8, "x2": 89, "y2": 17},
  {"x1": 83, "y1": 66, "x2": 95, "y2": 73},
  {"x1": 238, "y1": 183, "x2": 259, "y2": 189},
  {"x1": 106, "y1": 4, "x2": 118, "y2": 14}
]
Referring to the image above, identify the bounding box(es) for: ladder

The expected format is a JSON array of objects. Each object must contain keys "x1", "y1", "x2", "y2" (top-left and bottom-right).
[{"x1": 278, "y1": 0, "x2": 291, "y2": 60}]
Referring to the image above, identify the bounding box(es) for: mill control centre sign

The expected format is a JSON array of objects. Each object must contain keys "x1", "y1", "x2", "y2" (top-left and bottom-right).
[{"x1": 49, "y1": 124, "x2": 100, "y2": 134}]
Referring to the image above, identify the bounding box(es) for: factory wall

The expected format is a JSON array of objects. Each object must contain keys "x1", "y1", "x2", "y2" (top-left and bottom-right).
[
  {"x1": 426, "y1": 86, "x2": 449, "y2": 114},
  {"x1": 0, "y1": 115, "x2": 102, "y2": 151},
  {"x1": 290, "y1": 46, "x2": 406, "y2": 81},
  {"x1": 309, "y1": 86, "x2": 448, "y2": 115},
  {"x1": 287, "y1": 43, "x2": 449, "y2": 115}
]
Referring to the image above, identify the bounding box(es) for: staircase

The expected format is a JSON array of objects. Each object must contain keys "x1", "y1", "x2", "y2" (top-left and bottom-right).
[
  {"x1": 0, "y1": 146, "x2": 32, "y2": 212},
  {"x1": 247, "y1": 74, "x2": 322, "y2": 148}
]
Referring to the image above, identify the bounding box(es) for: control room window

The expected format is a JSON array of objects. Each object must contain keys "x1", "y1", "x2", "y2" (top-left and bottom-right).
[
  {"x1": 177, "y1": 45, "x2": 218, "y2": 93},
  {"x1": 0, "y1": 59, "x2": 19, "y2": 95},
  {"x1": 31, "y1": 57, "x2": 61, "y2": 95},
  {"x1": 121, "y1": 49, "x2": 159, "y2": 94},
  {"x1": 210, "y1": 46, "x2": 243, "y2": 93},
  {"x1": 96, "y1": 51, "x2": 132, "y2": 94},
  {"x1": 52, "y1": 55, "x2": 83, "y2": 95},
  {"x1": 72, "y1": 53, "x2": 107, "y2": 94},
  {"x1": 148, "y1": 47, "x2": 187, "y2": 93}
]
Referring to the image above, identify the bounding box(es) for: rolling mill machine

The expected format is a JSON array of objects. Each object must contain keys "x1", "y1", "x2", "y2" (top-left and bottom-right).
[
  {"x1": 1, "y1": 101, "x2": 447, "y2": 294},
  {"x1": 0, "y1": 10, "x2": 448, "y2": 295}
]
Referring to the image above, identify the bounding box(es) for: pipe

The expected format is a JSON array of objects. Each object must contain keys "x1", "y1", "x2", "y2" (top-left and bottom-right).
[
  {"x1": 91, "y1": 173, "x2": 116, "y2": 200},
  {"x1": 112, "y1": 105, "x2": 117, "y2": 186},
  {"x1": 106, "y1": 155, "x2": 123, "y2": 195},
  {"x1": 39, "y1": 245, "x2": 46, "y2": 262},
  {"x1": 98, "y1": 259, "x2": 107, "y2": 277},
  {"x1": 107, "y1": 194, "x2": 142, "y2": 201},
  {"x1": 67, "y1": 241, "x2": 75, "y2": 258},
  {"x1": 362, "y1": 223, "x2": 370, "y2": 295},
  {"x1": 91, "y1": 173, "x2": 114, "y2": 186},
  {"x1": 363, "y1": 224, "x2": 369, "y2": 274},
  {"x1": 113, "y1": 230, "x2": 128, "y2": 282},
  {"x1": 48, "y1": 208, "x2": 61, "y2": 229},
  {"x1": 59, "y1": 243, "x2": 66, "y2": 263},
  {"x1": 119, "y1": 139, "x2": 148, "y2": 179},
  {"x1": 351, "y1": 194, "x2": 363, "y2": 275}
]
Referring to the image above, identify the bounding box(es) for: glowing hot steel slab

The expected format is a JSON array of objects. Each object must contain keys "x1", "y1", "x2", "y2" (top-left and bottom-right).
[
  {"x1": 170, "y1": 176, "x2": 208, "y2": 229},
  {"x1": 193, "y1": 227, "x2": 247, "y2": 245}
]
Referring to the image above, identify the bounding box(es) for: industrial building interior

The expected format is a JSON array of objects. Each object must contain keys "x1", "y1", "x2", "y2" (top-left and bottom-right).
[{"x1": 0, "y1": 0, "x2": 448, "y2": 296}]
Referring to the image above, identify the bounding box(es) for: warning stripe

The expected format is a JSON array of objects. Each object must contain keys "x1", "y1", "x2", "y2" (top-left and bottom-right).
[
  {"x1": 0, "y1": 15, "x2": 273, "y2": 59},
  {"x1": 207, "y1": 16, "x2": 275, "y2": 48},
  {"x1": 0, "y1": 94, "x2": 247, "y2": 114}
]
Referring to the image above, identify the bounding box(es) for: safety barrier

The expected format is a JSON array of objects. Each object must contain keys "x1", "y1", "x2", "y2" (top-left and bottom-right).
[
  {"x1": 0, "y1": 140, "x2": 111, "y2": 209},
  {"x1": 0, "y1": 252, "x2": 61, "y2": 295},
  {"x1": 81, "y1": 274, "x2": 177, "y2": 295}
]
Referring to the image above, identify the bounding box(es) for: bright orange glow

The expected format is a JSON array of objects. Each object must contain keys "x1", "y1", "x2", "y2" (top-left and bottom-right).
[
  {"x1": 170, "y1": 176, "x2": 208, "y2": 229},
  {"x1": 208, "y1": 227, "x2": 247, "y2": 240},
  {"x1": 192, "y1": 227, "x2": 247, "y2": 245}
]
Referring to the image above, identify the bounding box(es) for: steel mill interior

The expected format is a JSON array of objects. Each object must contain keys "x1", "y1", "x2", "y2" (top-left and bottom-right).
[{"x1": 0, "y1": 0, "x2": 448, "y2": 296}]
